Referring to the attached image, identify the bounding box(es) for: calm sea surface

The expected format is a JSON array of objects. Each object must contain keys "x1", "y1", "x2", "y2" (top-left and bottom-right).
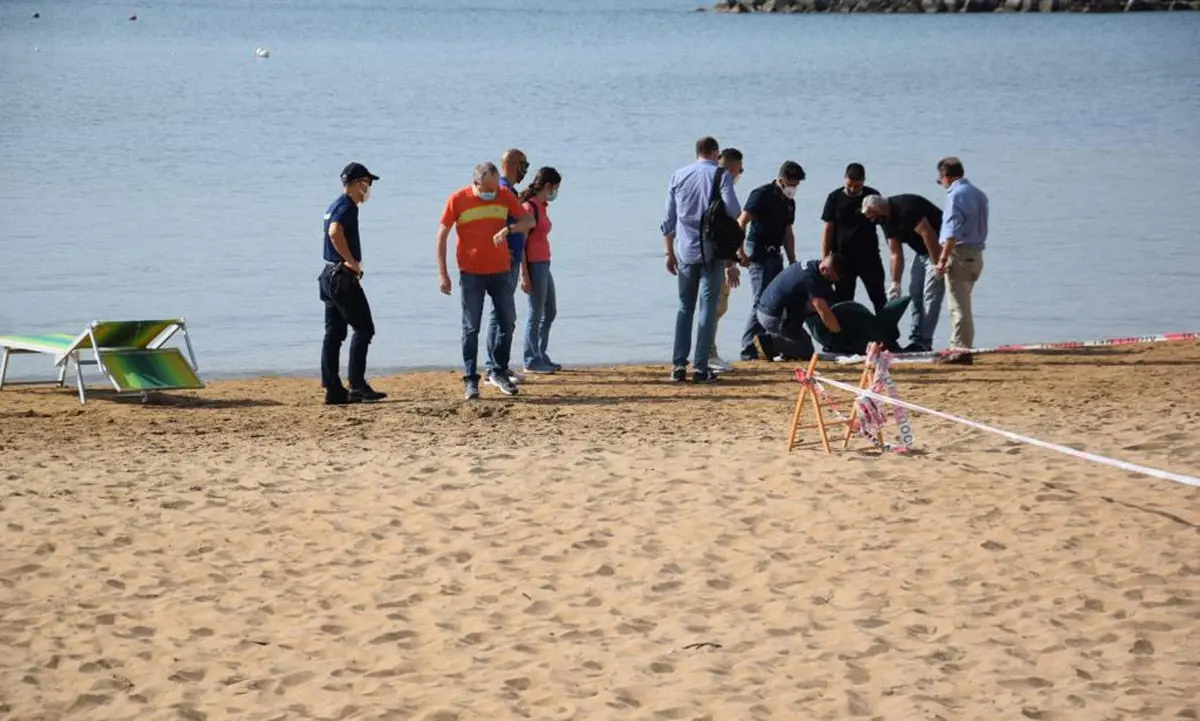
[{"x1": 2, "y1": 0, "x2": 1199, "y2": 379}]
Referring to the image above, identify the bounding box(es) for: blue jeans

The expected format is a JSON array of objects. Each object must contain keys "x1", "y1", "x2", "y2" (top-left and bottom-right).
[
  {"x1": 462, "y1": 271, "x2": 516, "y2": 380},
  {"x1": 523, "y1": 261, "x2": 557, "y2": 368},
  {"x1": 673, "y1": 258, "x2": 724, "y2": 372},
  {"x1": 740, "y1": 253, "x2": 785, "y2": 359},
  {"x1": 485, "y1": 259, "x2": 520, "y2": 374},
  {"x1": 908, "y1": 253, "x2": 945, "y2": 349},
  {"x1": 756, "y1": 308, "x2": 815, "y2": 361}
]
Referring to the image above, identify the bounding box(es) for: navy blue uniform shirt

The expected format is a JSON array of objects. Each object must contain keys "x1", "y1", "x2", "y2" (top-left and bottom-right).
[{"x1": 323, "y1": 193, "x2": 361, "y2": 263}]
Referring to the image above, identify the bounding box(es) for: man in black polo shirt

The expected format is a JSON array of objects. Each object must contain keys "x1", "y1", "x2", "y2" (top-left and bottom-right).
[
  {"x1": 755, "y1": 255, "x2": 846, "y2": 361},
  {"x1": 737, "y1": 160, "x2": 804, "y2": 360},
  {"x1": 820, "y1": 163, "x2": 886, "y2": 313},
  {"x1": 319, "y1": 162, "x2": 387, "y2": 405},
  {"x1": 862, "y1": 193, "x2": 944, "y2": 352}
]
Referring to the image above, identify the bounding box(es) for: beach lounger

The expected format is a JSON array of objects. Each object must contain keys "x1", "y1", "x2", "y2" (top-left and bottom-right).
[{"x1": 0, "y1": 319, "x2": 203, "y2": 404}]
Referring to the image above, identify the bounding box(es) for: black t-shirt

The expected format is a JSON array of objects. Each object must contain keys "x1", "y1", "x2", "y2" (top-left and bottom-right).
[
  {"x1": 883, "y1": 194, "x2": 943, "y2": 257},
  {"x1": 757, "y1": 259, "x2": 836, "y2": 318},
  {"x1": 821, "y1": 186, "x2": 881, "y2": 253},
  {"x1": 743, "y1": 182, "x2": 795, "y2": 262}
]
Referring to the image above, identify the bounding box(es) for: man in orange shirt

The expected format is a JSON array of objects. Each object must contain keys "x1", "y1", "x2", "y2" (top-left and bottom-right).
[{"x1": 437, "y1": 162, "x2": 536, "y2": 400}]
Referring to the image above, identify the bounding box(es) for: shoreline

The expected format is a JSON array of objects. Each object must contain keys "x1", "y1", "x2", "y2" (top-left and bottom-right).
[{"x1": 706, "y1": 0, "x2": 1200, "y2": 11}]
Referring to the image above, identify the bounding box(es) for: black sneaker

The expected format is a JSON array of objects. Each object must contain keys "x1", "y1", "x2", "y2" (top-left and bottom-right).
[
  {"x1": 692, "y1": 369, "x2": 720, "y2": 384},
  {"x1": 486, "y1": 371, "x2": 518, "y2": 396},
  {"x1": 324, "y1": 388, "x2": 363, "y2": 405},
  {"x1": 463, "y1": 376, "x2": 480, "y2": 400},
  {"x1": 348, "y1": 384, "x2": 387, "y2": 403},
  {"x1": 670, "y1": 365, "x2": 687, "y2": 382}
]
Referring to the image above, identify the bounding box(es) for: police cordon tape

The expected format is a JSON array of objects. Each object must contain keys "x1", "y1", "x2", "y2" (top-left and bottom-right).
[
  {"x1": 831, "y1": 331, "x2": 1199, "y2": 365},
  {"x1": 811, "y1": 372, "x2": 1200, "y2": 488}
]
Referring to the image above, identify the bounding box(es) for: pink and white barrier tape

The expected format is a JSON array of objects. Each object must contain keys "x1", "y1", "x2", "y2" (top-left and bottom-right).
[
  {"x1": 833, "y1": 331, "x2": 1199, "y2": 365},
  {"x1": 812, "y1": 373, "x2": 1200, "y2": 488}
]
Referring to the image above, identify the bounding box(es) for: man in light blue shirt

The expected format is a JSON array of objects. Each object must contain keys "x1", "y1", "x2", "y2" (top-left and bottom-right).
[
  {"x1": 934, "y1": 156, "x2": 989, "y2": 362},
  {"x1": 661, "y1": 136, "x2": 742, "y2": 383}
]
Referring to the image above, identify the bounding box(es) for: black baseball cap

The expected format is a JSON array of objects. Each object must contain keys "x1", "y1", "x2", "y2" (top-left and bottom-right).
[{"x1": 340, "y1": 162, "x2": 380, "y2": 184}]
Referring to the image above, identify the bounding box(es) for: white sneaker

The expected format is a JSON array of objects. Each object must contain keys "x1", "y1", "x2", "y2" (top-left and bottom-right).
[
  {"x1": 508, "y1": 369, "x2": 525, "y2": 384},
  {"x1": 708, "y1": 355, "x2": 734, "y2": 374}
]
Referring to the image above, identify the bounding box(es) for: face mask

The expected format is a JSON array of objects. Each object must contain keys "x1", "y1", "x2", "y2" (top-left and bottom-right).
[
  {"x1": 478, "y1": 189, "x2": 497, "y2": 201},
  {"x1": 359, "y1": 183, "x2": 371, "y2": 204},
  {"x1": 733, "y1": 173, "x2": 741, "y2": 185},
  {"x1": 547, "y1": 188, "x2": 558, "y2": 202},
  {"x1": 782, "y1": 185, "x2": 797, "y2": 200}
]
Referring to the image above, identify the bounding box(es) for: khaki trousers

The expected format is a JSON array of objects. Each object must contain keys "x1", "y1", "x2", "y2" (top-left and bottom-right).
[
  {"x1": 944, "y1": 245, "x2": 984, "y2": 350},
  {"x1": 709, "y1": 277, "x2": 731, "y2": 357}
]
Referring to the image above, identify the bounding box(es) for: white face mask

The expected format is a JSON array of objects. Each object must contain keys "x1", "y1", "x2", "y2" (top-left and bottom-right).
[
  {"x1": 359, "y1": 183, "x2": 371, "y2": 205},
  {"x1": 782, "y1": 185, "x2": 798, "y2": 200}
]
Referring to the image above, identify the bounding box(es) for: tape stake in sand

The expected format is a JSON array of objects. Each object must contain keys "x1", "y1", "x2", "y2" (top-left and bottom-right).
[
  {"x1": 813, "y1": 373, "x2": 1200, "y2": 488},
  {"x1": 789, "y1": 345, "x2": 915, "y2": 455},
  {"x1": 832, "y1": 330, "x2": 1199, "y2": 365}
]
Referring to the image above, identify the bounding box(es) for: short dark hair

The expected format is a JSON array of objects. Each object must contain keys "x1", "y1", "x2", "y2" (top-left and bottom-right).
[
  {"x1": 719, "y1": 147, "x2": 743, "y2": 163},
  {"x1": 695, "y1": 136, "x2": 719, "y2": 157},
  {"x1": 937, "y1": 156, "x2": 965, "y2": 179},
  {"x1": 779, "y1": 161, "x2": 805, "y2": 182},
  {"x1": 845, "y1": 163, "x2": 865, "y2": 182},
  {"x1": 827, "y1": 252, "x2": 850, "y2": 279}
]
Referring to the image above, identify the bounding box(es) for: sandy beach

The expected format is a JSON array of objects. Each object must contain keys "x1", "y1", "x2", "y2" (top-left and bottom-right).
[{"x1": 1, "y1": 342, "x2": 1197, "y2": 721}]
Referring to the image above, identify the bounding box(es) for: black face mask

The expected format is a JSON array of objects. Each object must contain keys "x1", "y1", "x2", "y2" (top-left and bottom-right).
[{"x1": 516, "y1": 163, "x2": 529, "y2": 184}]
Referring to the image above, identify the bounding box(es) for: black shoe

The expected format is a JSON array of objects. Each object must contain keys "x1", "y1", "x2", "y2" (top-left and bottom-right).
[
  {"x1": 349, "y1": 384, "x2": 387, "y2": 403},
  {"x1": 486, "y1": 370, "x2": 518, "y2": 396},
  {"x1": 463, "y1": 376, "x2": 480, "y2": 400},
  {"x1": 692, "y1": 369, "x2": 720, "y2": 384},
  {"x1": 324, "y1": 389, "x2": 363, "y2": 405},
  {"x1": 902, "y1": 342, "x2": 932, "y2": 353},
  {"x1": 670, "y1": 365, "x2": 687, "y2": 382}
]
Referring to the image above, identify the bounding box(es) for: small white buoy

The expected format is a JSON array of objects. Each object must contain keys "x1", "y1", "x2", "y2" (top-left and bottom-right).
[{"x1": 254, "y1": 47, "x2": 270, "y2": 59}]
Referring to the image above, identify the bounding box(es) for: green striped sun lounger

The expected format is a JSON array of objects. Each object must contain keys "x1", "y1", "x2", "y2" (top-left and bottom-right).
[{"x1": 0, "y1": 319, "x2": 203, "y2": 404}]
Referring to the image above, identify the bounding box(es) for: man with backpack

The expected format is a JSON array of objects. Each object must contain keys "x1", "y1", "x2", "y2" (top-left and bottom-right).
[{"x1": 660, "y1": 136, "x2": 743, "y2": 384}]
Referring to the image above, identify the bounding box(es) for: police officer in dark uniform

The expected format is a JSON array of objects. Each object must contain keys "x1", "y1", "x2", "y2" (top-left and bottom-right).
[
  {"x1": 319, "y1": 162, "x2": 387, "y2": 405},
  {"x1": 820, "y1": 162, "x2": 886, "y2": 313}
]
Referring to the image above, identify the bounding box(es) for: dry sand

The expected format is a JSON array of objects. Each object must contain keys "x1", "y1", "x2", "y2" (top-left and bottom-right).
[{"x1": 1, "y1": 342, "x2": 1198, "y2": 721}]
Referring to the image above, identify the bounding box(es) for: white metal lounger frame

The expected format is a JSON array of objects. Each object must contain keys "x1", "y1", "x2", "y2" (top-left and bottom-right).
[{"x1": 0, "y1": 318, "x2": 200, "y2": 404}]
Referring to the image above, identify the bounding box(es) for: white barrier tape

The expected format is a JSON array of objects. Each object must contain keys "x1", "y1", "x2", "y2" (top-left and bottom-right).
[
  {"x1": 832, "y1": 331, "x2": 1199, "y2": 365},
  {"x1": 813, "y1": 373, "x2": 1200, "y2": 488}
]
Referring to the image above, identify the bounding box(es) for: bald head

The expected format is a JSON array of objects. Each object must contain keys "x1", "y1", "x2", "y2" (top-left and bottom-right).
[{"x1": 501, "y1": 148, "x2": 529, "y2": 184}]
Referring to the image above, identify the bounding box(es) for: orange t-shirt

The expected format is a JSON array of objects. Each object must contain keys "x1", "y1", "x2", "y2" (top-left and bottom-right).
[{"x1": 440, "y1": 186, "x2": 525, "y2": 275}]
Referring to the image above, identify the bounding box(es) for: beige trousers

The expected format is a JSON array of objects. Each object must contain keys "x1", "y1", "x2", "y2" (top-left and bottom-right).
[
  {"x1": 709, "y1": 277, "x2": 731, "y2": 357},
  {"x1": 944, "y1": 245, "x2": 984, "y2": 350}
]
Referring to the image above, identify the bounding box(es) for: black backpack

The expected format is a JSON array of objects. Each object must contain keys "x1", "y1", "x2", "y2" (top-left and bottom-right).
[{"x1": 700, "y1": 167, "x2": 744, "y2": 262}]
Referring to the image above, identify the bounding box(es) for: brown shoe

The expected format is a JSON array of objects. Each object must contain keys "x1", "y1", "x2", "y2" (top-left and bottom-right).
[{"x1": 936, "y1": 352, "x2": 974, "y2": 366}]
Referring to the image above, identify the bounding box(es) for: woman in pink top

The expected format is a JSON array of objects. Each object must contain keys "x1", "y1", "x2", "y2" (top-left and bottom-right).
[{"x1": 518, "y1": 167, "x2": 562, "y2": 373}]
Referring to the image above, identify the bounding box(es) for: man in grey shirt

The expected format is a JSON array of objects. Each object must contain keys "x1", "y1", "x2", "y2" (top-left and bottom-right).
[{"x1": 660, "y1": 136, "x2": 742, "y2": 383}]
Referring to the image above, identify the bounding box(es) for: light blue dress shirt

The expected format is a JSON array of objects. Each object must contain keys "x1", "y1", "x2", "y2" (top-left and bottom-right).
[
  {"x1": 939, "y1": 177, "x2": 989, "y2": 250},
  {"x1": 660, "y1": 159, "x2": 742, "y2": 265}
]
